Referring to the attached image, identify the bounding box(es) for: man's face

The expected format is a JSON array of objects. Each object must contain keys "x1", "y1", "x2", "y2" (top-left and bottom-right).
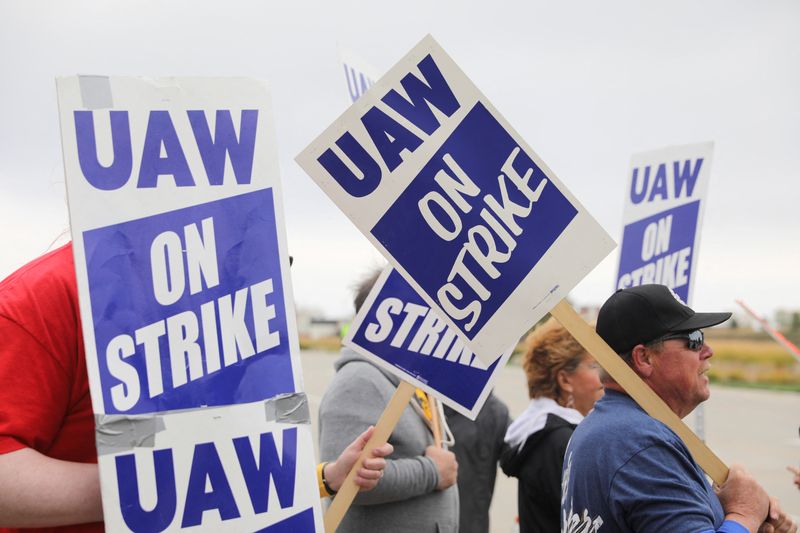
[{"x1": 645, "y1": 331, "x2": 713, "y2": 418}]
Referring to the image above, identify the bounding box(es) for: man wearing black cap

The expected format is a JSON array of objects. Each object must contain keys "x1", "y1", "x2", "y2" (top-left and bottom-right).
[{"x1": 560, "y1": 284, "x2": 795, "y2": 533}]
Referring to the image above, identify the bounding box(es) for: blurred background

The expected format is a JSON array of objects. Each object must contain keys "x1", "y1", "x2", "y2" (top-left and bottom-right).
[{"x1": 1, "y1": 0, "x2": 798, "y2": 524}]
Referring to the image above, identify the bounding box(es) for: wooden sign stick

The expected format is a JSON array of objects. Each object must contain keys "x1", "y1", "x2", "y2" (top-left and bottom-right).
[
  {"x1": 549, "y1": 299, "x2": 729, "y2": 484},
  {"x1": 324, "y1": 380, "x2": 416, "y2": 532},
  {"x1": 429, "y1": 397, "x2": 443, "y2": 447}
]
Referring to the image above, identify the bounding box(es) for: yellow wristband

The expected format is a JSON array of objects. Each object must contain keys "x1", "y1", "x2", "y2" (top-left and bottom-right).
[{"x1": 317, "y1": 462, "x2": 331, "y2": 498}]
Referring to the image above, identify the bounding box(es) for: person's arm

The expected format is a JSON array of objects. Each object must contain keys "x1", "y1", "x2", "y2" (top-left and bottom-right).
[
  {"x1": 423, "y1": 445, "x2": 457, "y2": 491},
  {"x1": 0, "y1": 316, "x2": 101, "y2": 527},
  {"x1": 348, "y1": 456, "x2": 435, "y2": 504},
  {"x1": 0, "y1": 447, "x2": 102, "y2": 527},
  {"x1": 611, "y1": 444, "x2": 769, "y2": 533},
  {"x1": 318, "y1": 366, "x2": 441, "y2": 505},
  {"x1": 319, "y1": 425, "x2": 394, "y2": 497}
]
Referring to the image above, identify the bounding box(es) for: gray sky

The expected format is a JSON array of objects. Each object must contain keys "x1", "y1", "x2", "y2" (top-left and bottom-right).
[{"x1": 1, "y1": 0, "x2": 798, "y2": 321}]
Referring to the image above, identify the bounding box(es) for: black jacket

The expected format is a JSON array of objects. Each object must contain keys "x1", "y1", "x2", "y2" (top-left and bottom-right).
[
  {"x1": 500, "y1": 413, "x2": 576, "y2": 533},
  {"x1": 444, "y1": 393, "x2": 510, "y2": 533}
]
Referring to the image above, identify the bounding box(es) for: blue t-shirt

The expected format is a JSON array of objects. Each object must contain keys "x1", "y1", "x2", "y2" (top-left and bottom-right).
[{"x1": 560, "y1": 390, "x2": 745, "y2": 533}]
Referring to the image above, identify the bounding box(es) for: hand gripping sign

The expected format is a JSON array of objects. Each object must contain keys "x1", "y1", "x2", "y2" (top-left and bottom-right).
[
  {"x1": 57, "y1": 76, "x2": 322, "y2": 531},
  {"x1": 297, "y1": 34, "x2": 616, "y2": 362}
]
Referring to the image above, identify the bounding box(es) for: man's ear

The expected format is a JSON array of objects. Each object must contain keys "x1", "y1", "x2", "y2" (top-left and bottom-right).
[{"x1": 631, "y1": 344, "x2": 654, "y2": 377}]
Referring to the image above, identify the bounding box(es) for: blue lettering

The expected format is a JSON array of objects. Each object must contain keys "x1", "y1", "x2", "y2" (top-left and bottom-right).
[
  {"x1": 673, "y1": 158, "x2": 702, "y2": 198},
  {"x1": 187, "y1": 110, "x2": 258, "y2": 186},
  {"x1": 630, "y1": 166, "x2": 649, "y2": 204},
  {"x1": 361, "y1": 107, "x2": 423, "y2": 172},
  {"x1": 318, "y1": 54, "x2": 460, "y2": 198},
  {"x1": 344, "y1": 64, "x2": 373, "y2": 103},
  {"x1": 74, "y1": 110, "x2": 133, "y2": 191},
  {"x1": 181, "y1": 442, "x2": 240, "y2": 527},
  {"x1": 116, "y1": 449, "x2": 177, "y2": 533},
  {"x1": 233, "y1": 427, "x2": 297, "y2": 514},
  {"x1": 138, "y1": 111, "x2": 194, "y2": 188},
  {"x1": 317, "y1": 132, "x2": 382, "y2": 197},
  {"x1": 647, "y1": 163, "x2": 668, "y2": 202},
  {"x1": 381, "y1": 54, "x2": 461, "y2": 135}
]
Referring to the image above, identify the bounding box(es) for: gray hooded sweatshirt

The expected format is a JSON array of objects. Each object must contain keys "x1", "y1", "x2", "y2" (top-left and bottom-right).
[{"x1": 318, "y1": 347, "x2": 459, "y2": 533}]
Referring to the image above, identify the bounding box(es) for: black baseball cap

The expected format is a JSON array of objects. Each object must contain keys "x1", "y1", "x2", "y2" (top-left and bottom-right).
[{"x1": 597, "y1": 284, "x2": 731, "y2": 354}]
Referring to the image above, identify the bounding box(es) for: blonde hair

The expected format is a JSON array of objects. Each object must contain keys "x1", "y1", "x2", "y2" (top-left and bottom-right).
[{"x1": 522, "y1": 317, "x2": 586, "y2": 400}]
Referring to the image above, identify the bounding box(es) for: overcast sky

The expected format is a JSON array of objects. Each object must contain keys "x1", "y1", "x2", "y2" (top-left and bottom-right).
[{"x1": 1, "y1": 0, "x2": 798, "y2": 322}]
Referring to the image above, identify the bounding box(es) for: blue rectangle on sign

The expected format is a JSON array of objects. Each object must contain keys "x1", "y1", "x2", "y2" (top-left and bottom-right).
[
  {"x1": 350, "y1": 269, "x2": 502, "y2": 411},
  {"x1": 371, "y1": 102, "x2": 577, "y2": 338},
  {"x1": 84, "y1": 189, "x2": 295, "y2": 414},
  {"x1": 616, "y1": 201, "x2": 700, "y2": 303}
]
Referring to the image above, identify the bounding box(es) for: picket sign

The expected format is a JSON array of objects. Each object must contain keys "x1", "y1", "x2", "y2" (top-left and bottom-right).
[
  {"x1": 297, "y1": 34, "x2": 616, "y2": 362},
  {"x1": 57, "y1": 76, "x2": 322, "y2": 531},
  {"x1": 324, "y1": 381, "x2": 416, "y2": 532},
  {"x1": 549, "y1": 299, "x2": 729, "y2": 484},
  {"x1": 615, "y1": 143, "x2": 714, "y2": 305}
]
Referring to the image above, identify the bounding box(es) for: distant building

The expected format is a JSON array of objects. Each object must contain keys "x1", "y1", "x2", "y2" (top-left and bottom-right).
[{"x1": 296, "y1": 308, "x2": 347, "y2": 339}]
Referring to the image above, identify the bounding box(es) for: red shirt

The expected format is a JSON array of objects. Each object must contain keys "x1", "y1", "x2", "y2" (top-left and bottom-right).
[{"x1": 0, "y1": 244, "x2": 103, "y2": 532}]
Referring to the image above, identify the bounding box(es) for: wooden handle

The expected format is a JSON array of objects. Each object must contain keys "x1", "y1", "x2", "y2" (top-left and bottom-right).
[
  {"x1": 430, "y1": 396, "x2": 443, "y2": 447},
  {"x1": 324, "y1": 380, "x2": 416, "y2": 532},
  {"x1": 549, "y1": 299, "x2": 729, "y2": 484}
]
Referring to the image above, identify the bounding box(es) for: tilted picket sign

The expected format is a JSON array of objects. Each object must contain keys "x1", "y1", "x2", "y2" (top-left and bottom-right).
[{"x1": 297, "y1": 34, "x2": 615, "y2": 363}]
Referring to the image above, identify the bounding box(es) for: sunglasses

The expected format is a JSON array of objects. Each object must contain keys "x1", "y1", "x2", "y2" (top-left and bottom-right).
[{"x1": 657, "y1": 329, "x2": 705, "y2": 351}]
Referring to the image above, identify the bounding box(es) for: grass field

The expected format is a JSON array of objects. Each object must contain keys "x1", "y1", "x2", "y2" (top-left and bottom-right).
[
  {"x1": 702, "y1": 330, "x2": 800, "y2": 390},
  {"x1": 300, "y1": 328, "x2": 800, "y2": 391}
]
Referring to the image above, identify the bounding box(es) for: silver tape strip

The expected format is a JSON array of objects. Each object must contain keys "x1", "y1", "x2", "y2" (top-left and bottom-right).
[
  {"x1": 265, "y1": 392, "x2": 310, "y2": 424},
  {"x1": 78, "y1": 75, "x2": 113, "y2": 109},
  {"x1": 95, "y1": 414, "x2": 165, "y2": 456},
  {"x1": 95, "y1": 392, "x2": 309, "y2": 456}
]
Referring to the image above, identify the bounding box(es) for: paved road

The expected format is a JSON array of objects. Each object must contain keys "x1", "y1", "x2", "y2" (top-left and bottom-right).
[{"x1": 301, "y1": 349, "x2": 800, "y2": 532}]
